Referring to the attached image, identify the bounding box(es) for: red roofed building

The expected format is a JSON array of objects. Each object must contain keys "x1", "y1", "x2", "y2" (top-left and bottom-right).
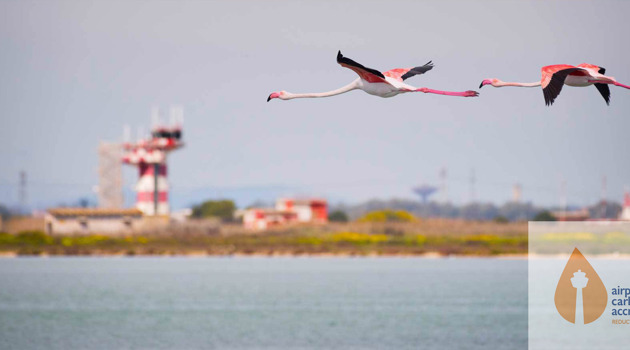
[
  {"x1": 275, "y1": 198, "x2": 328, "y2": 223},
  {"x1": 243, "y1": 209, "x2": 298, "y2": 230},
  {"x1": 243, "y1": 198, "x2": 328, "y2": 230}
]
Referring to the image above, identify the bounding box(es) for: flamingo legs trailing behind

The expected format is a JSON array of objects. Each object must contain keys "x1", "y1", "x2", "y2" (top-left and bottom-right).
[
  {"x1": 479, "y1": 64, "x2": 630, "y2": 106},
  {"x1": 267, "y1": 51, "x2": 479, "y2": 102}
]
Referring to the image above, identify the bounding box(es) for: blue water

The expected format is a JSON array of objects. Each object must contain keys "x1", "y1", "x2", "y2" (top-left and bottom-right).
[{"x1": 0, "y1": 257, "x2": 526, "y2": 349}]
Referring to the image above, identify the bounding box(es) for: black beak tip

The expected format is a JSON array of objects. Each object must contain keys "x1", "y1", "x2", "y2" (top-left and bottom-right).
[
  {"x1": 267, "y1": 95, "x2": 271, "y2": 102},
  {"x1": 479, "y1": 82, "x2": 484, "y2": 89}
]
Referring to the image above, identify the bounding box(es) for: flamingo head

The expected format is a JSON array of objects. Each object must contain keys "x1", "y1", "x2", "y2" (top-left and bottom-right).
[
  {"x1": 479, "y1": 79, "x2": 497, "y2": 88},
  {"x1": 267, "y1": 91, "x2": 286, "y2": 102}
]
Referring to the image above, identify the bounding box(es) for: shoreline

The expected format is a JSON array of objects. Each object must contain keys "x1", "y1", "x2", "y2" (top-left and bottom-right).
[
  {"x1": 0, "y1": 251, "x2": 528, "y2": 259},
  {"x1": 4, "y1": 252, "x2": 630, "y2": 259}
]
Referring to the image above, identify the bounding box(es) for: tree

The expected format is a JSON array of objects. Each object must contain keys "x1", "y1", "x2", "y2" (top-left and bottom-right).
[
  {"x1": 0, "y1": 204, "x2": 11, "y2": 221},
  {"x1": 192, "y1": 200, "x2": 236, "y2": 222},
  {"x1": 533, "y1": 210, "x2": 556, "y2": 221},
  {"x1": 493, "y1": 215, "x2": 509, "y2": 223},
  {"x1": 328, "y1": 210, "x2": 349, "y2": 222}
]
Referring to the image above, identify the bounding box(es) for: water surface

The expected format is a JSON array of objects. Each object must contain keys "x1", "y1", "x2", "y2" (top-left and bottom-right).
[{"x1": 0, "y1": 257, "x2": 526, "y2": 349}]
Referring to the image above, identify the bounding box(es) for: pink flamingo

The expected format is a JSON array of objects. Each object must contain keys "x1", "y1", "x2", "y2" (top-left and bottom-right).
[
  {"x1": 267, "y1": 51, "x2": 479, "y2": 101},
  {"x1": 480, "y1": 64, "x2": 630, "y2": 106}
]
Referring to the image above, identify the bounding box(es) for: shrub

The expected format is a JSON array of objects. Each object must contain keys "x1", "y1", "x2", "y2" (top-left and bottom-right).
[
  {"x1": 328, "y1": 210, "x2": 349, "y2": 222},
  {"x1": 16, "y1": 231, "x2": 53, "y2": 245},
  {"x1": 330, "y1": 232, "x2": 389, "y2": 245},
  {"x1": 191, "y1": 200, "x2": 236, "y2": 222},
  {"x1": 358, "y1": 210, "x2": 416, "y2": 223},
  {"x1": 0, "y1": 232, "x2": 16, "y2": 245},
  {"x1": 403, "y1": 234, "x2": 427, "y2": 246},
  {"x1": 493, "y1": 215, "x2": 509, "y2": 223},
  {"x1": 533, "y1": 210, "x2": 556, "y2": 221}
]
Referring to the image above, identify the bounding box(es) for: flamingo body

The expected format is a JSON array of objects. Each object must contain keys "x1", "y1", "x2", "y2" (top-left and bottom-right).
[
  {"x1": 481, "y1": 63, "x2": 629, "y2": 106},
  {"x1": 267, "y1": 51, "x2": 479, "y2": 102}
]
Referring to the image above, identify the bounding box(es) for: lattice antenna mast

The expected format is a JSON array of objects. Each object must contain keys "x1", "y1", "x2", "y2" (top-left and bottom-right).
[
  {"x1": 439, "y1": 167, "x2": 448, "y2": 203},
  {"x1": 469, "y1": 168, "x2": 476, "y2": 203},
  {"x1": 559, "y1": 176, "x2": 567, "y2": 220},
  {"x1": 512, "y1": 183, "x2": 522, "y2": 203},
  {"x1": 600, "y1": 175, "x2": 607, "y2": 218},
  {"x1": 97, "y1": 142, "x2": 124, "y2": 208},
  {"x1": 18, "y1": 171, "x2": 26, "y2": 213}
]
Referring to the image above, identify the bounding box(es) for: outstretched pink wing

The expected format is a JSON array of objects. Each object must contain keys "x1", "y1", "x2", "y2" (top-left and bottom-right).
[
  {"x1": 337, "y1": 51, "x2": 389, "y2": 84},
  {"x1": 541, "y1": 64, "x2": 576, "y2": 89},
  {"x1": 383, "y1": 68, "x2": 409, "y2": 81},
  {"x1": 541, "y1": 64, "x2": 593, "y2": 106},
  {"x1": 576, "y1": 63, "x2": 603, "y2": 73},
  {"x1": 384, "y1": 62, "x2": 433, "y2": 82}
]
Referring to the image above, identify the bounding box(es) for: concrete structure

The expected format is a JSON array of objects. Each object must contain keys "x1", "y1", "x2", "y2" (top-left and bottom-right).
[
  {"x1": 275, "y1": 198, "x2": 328, "y2": 223},
  {"x1": 122, "y1": 109, "x2": 183, "y2": 216},
  {"x1": 45, "y1": 208, "x2": 143, "y2": 235},
  {"x1": 413, "y1": 185, "x2": 438, "y2": 203},
  {"x1": 97, "y1": 142, "x2": 124, "y2": 208},
  {"x1": 0, "y1": 216, "x2": 45, "y2": 234}
]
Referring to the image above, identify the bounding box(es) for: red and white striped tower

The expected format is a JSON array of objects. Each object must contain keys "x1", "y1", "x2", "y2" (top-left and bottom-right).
[{"x1": 122, "y1": 109, "x2": 183, "y2": 216}]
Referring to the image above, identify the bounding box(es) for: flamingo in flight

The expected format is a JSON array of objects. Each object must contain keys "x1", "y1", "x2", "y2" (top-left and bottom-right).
[
  {"x1": 479, "y1": 64, "x2": 630, "y2": 106},
  {"x1": 267, "y1": 51, "x2": 479, "y2": 102}
]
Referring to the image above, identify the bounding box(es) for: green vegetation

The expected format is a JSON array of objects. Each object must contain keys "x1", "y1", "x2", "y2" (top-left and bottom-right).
[
  {"x1": 191, "y1": 200, "x2": 236, "y2": 221},
  {"x1": 531, "y1": 231, "x2": 630, "y2": 255},
  {"x1": 0, "y1": 219, "x2": 528, "y2": 256},
  {"x1": 328, "y1": 210, "x2": 349, "y2": 222},
  {"x1": 493, "y1": 215, "x2": 509, "y2": 223},
  {"x1": 358, "y1": 210, "x2": 416, "y2": 223},
  {"x1": 533, "y1": 210, "x2": 556, "y2": 221},
  {"x1": 0, "y1": 204, "x2": 11, "y2": 221}
]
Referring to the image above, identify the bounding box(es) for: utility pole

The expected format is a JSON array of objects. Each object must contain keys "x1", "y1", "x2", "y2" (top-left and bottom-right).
[
  {"x1": 469, "y1": 168, "x2": 476, "y2": 203},
  {"x1": 19, "y1": 171, "x2": 26, "y2": 214},
  {"x1": 439, "y1": 166, "x2": 448, "y2": 203}
]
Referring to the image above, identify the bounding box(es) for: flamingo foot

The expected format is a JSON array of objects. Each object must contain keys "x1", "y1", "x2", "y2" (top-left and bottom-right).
[{"x1": 464, "y1": 90, "x2": 479, "y2": 97}]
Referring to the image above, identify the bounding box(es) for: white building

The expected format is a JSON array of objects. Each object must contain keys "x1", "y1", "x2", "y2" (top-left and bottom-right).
[
  {"x1": 275, "y1": 198, "x2": 328, "y2": 223},
  {"x1": 243, "y1": 209, "x2": 297, "y2": 230},
  {"x1": 243, "y1": 198, "x2": 328, "y2": 230},
  {"x1": 45, "y1": 208, "x2": 144, "y2": 235}
]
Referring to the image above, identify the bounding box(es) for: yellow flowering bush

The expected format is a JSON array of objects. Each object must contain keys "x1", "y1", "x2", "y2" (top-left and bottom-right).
[
  {"x1": 358, "y1": 210, "x2": 416, "y2": 223},
  {"x1": 330, "y1": 232, "x2": 389, "y2": 245}
]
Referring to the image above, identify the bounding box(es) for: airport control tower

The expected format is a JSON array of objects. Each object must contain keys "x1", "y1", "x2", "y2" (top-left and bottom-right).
[{"x1": 122, "y1": 108, "x2": 183, "y2": 216}]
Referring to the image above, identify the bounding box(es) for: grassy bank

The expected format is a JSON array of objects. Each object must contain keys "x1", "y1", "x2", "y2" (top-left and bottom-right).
[{"x1": 0, "y1": 220, "x2": 528, "y2": 256}]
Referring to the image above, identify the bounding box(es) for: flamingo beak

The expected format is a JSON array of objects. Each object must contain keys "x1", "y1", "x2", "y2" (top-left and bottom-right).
[
  {"x1": 267, "y1": 92, "x2": 281, "y2": 102},
  {"x1": 479, "y1": 79, "x2": 491, "y2": 89}
]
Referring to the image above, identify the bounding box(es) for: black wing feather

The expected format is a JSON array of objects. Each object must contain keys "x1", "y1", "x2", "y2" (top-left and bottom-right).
[
  {"x1": 598, "y1": 67, "x2": 606, "y2": 75},
  {"x1": 543, "y1": 68, "x2": 581, "y2": 106},
  {"x1": 594, "y1": 83, "x2": 611, "y2": 105},
  {"x1": 336, "y1": 51, "x2": 385, "y2": 79},
  {"x1": 401, "y1": 61, "x2": 434, "y2": 80}
]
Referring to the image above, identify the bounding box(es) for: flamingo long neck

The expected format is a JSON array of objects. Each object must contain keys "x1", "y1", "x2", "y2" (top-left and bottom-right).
[
  {"x1": 284, "y1": 81, "x2": 358, "y2": 99},
  {"x1": 495, "y1": 80, "x2": 541, "y2": 88}
]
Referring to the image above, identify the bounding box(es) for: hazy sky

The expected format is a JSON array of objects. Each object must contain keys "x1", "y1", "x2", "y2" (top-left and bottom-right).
[{"x1": 1, "y1": 0, "x2": 630, "y2": 209}]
